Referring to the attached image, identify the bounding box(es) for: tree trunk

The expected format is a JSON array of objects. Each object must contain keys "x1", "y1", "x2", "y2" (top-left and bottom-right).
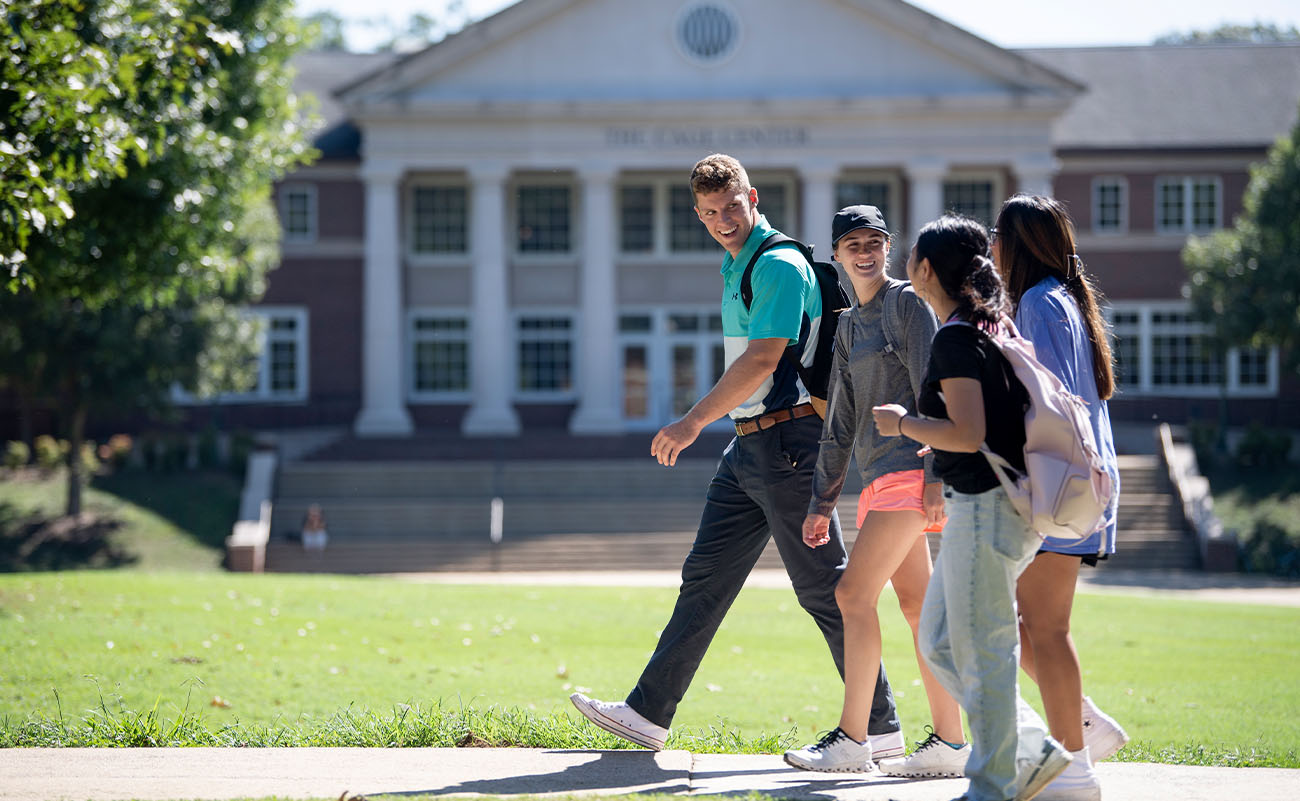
[{"x1": 65, "y1": 403, "x2": 88, "y2": 518}]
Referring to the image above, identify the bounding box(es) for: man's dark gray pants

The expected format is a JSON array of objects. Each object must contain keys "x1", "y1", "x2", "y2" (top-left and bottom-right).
[{"x1": 625, "y1": 414, "x2": 900, "y2": 734}]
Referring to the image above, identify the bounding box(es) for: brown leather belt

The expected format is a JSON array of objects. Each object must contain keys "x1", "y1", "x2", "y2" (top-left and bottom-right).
[{"x1": 734, "y1": 403, "x2": 817, "y2": 437}]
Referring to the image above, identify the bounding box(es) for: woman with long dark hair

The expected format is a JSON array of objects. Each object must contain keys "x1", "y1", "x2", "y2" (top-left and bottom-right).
[
  {"x1": 873, "y1": 214, "x2": 1070, "y2": 801},
  {"x1": 991, "y1": 194, "x2": 1129, "y2": 801}
]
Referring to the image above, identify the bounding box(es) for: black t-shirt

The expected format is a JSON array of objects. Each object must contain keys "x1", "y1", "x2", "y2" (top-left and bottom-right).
[{"x1": 916, "y1": 322, "x2": 1028, "y2": 494}]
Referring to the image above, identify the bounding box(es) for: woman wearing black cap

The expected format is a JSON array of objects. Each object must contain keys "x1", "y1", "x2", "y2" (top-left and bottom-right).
[{"x1": 783, "y1": 206, "x2": 967, "y2": 776}]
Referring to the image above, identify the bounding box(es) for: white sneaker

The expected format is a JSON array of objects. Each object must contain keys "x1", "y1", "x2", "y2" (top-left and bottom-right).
[
  {"x1": 878, "y1": 727, "x2": 970, "y2": 778},
  {"x1": 1035, "y1": 747, "x2": 1101, "y2": 801},
  {"x1": 1081, "y1": 696, "x2": 1129, "y2": 762},
  {"x1": 783, "y1": 727, "x2": 875, "y2": 773},
  {"x1": 569, "y1": 692, "x2": 667, "y2": 750},
  {"x1": 869, "y1": 728, "x2": 906, "y2": 760},
  {"x1": 1015, "y1": 738, "x2": 1072, "y2": 801}
]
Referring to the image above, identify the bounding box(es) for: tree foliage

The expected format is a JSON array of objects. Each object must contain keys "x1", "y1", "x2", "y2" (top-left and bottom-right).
[
  {"x1": 1154, "y1": 23, "x2": 1300, "y2": 45},
  {"x1": 1185, "y1": 102, "x2": 1300, "y2": 374},
  {"x1": 1, "y1": 0, "x2": 230, "y2": 285},
  {"x1": 1, "y1": 0, "x2": 314, "y2": 515}
]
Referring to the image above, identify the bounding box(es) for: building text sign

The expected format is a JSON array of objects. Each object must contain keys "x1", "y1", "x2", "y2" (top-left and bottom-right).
[{"x1": 606, "y1": 126, "x2": 810, "y2": 149}]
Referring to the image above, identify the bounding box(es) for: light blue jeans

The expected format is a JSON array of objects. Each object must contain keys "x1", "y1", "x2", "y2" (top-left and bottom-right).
[{"x1": 920, "y1": 485, "x2": 1054, "y2": 801}]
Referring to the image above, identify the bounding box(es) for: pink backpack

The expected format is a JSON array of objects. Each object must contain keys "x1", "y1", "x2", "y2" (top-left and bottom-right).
[{"x1": 948, "y1": 318, "x2": 1114, "y2": 540}]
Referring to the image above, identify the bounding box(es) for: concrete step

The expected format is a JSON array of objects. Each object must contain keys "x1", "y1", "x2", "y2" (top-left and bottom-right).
[{"x1": 275, "y1": 460, "x2": 724, "y2": 501}]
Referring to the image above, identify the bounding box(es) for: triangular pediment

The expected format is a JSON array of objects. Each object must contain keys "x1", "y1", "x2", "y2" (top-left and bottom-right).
[{"x1": 338, "y1": 0, "x2": 1080, "y2": 112}]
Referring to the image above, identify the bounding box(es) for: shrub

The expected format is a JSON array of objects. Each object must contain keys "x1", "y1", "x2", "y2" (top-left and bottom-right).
[
  {"x1": 1234, "y1": 424, "x2": 1293, "y2": 469},
  {"x1": 96, "y1": 434, "x2": 133, "y2": 471},
  {"x1": 78, "y1": 442, "x2": 100, "y2": 477},
  {"x1": 33, "y1": 436, "x2": 67, "y2": 471},
  {"x1": 1239, "y1": 516, "x2": 1300, "y2": 577},
  {"x1": 3, "y1": 440, "x2": 29, "y2": 469}
]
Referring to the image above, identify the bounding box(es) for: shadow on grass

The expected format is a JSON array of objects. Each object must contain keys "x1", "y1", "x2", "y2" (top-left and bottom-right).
[
  {"x1": 90, "y1": 469, "x2": 241, "y2": 551},
  {"x1": 0, "y1": 501, "x2": 136, "y2": 572}
]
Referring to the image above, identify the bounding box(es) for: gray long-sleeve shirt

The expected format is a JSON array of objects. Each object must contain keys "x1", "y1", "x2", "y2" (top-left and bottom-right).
[{"x1": 808, "y1": 278, "x2": 940, "y2": 517}]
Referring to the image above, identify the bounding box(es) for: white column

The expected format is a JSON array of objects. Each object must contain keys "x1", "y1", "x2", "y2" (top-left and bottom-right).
[
  {"x1": 462, "y1": 162, "x2": 521, "y2": 437},
  {"x1": 569, "y1": 164, "x2": 623, "y2": 434},
  {"x1": 904, "y1": 159, "x2": 948, "y2": 248},
  {"x1": 800, "y1": 164, "x2": 838, "y2": 258},
  {"x1": 354, "y1": 163, "x2": 414, "y2": 437},
  {"x1": 1012, "y1": 155, "x2": 1060, "y2": 199}
]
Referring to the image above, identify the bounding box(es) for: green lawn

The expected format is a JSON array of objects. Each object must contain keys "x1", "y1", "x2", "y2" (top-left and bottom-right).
[
  {"x1": 1, "y1": 571, "x2": 1297, "y2": 765},
  {"x1": 0, "y1": 468, "x2": 238, "y2": 571}
]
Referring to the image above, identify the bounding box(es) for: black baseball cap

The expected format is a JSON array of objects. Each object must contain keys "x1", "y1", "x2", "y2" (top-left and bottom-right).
[{"x1": 831, "y1": 205, "x2": 890, "y2": 247}]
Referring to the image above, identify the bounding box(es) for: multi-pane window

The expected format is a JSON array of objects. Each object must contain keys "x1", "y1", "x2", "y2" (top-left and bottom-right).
[
  {"x1": 516, "y1": 185, "x2": 572, "y2": 252},
  {"x1": 1106, "y1": 304, "x2": 1277, "y2": 397},
  {"x1": 411, "y1": 316, "x2": 469, "y2": 394},
  {"x1": 835, "y1": 181, "x2": 893, "y2": 230},
  {"x1": 1092, "y1": 178, "x2": 1127, "y2": 233},
  {"x1": 753, "y1": 183, "x2": 787, "y2": 232},
  {"x1": 620, "y1": 185, "x2": 655, "y2": 252},
  {"x1": 1237, "y1": 348, "x2": 1271, "y2": 389},
  {"x1": 280, "y1": 185, "x2": 316, "y2": 242},
  {"x1": 943, "y1": 179, "x2": 995, "y2": 226},
  {"x1": 1150, "y1": 310, "x2": 1223, "y2": 388},
  {"x1": 625, "y1": 176, "x2": 795, "y2": 255},
  {"x1": 669, "y1": 185, "x2": 717, "y2": 252},
  {"x1": 1155, "y1": 176, "x2": 1220, "y2": 233},
  {"x1": 248, "y1": 309, "x2": 308, "y2": 401},
  {"x1": 517, "y1": 316, "x2": 573, "y2": 392},
  {"x1": 1109, "y1": 309, "x2": 1141, "y2": 391},
  {"x1": 411, "y1": 185, "x2": 468, "y2": 254}
]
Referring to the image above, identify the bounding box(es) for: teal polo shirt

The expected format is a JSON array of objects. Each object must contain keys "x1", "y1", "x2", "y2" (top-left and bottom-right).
[{"x1": 719, "y1": 215, "x2": 822, "y2": 420}]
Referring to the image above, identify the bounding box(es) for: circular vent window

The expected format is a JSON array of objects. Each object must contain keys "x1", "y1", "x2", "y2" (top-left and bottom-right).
[{"x1": 676, "y1": 2, "x2": 741, "y2": 65}]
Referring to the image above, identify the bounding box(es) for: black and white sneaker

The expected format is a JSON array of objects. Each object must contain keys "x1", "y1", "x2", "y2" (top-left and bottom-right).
[{"x1": 783, "y1": 727, "x2": 875, "y2": 773}]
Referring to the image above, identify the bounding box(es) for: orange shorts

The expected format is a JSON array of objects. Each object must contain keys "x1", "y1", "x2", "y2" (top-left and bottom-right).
[{"x1": 856, "y1": 469, "x2": 947, "y2": 533}]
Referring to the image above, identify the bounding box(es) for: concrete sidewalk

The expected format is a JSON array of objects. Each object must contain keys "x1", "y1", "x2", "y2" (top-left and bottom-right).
[{"x1": 2, "y1": 747, "x2": 1298, "y2": 801}]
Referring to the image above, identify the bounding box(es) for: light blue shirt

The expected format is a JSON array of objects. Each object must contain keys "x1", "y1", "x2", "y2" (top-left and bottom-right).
[
  {"x1": 1016, "y1": 276, "x2": 1119, "y2": 556},
  {"x1": 719, "y1": 215, "x2": 821, "y2": 419}
]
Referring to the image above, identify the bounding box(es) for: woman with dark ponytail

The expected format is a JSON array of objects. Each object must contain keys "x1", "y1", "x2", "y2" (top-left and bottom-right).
[
  {"x1": 991, "y1": 194, "x2": 1127, "y2": 801},
  {"x1": 872, "y1": 214, "x2": 1071, "y2": 801}
]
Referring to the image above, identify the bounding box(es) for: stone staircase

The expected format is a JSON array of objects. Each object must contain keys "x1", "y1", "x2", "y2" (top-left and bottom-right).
[
  {"x1": 264, "y1": 453, "x2": 1199, "y2": 574},
  {"x1": 1110, "y1": 453, "x2": 1200, "y2": 570}
]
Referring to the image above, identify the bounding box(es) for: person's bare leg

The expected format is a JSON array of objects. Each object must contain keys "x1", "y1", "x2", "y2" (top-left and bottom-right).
[
  {"x1": 836, "y1": 510, "x2": 930, "y2": 742},
  {"x1": 890, "y1": 533, "x2": 965, "y2": 745},
  {"x1": 1016, "y1": 551, "x2": 1084, "y2": 751}
]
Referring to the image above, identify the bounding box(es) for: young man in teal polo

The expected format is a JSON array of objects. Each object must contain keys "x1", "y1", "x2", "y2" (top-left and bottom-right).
[{"x1": 572, "y1": 154, "x2": 901, "y2": 759}]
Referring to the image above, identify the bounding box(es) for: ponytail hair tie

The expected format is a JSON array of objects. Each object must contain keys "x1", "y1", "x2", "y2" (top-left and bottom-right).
[{"x1": 1066, "y1": 253, "x2": 1082, "y2": 281}]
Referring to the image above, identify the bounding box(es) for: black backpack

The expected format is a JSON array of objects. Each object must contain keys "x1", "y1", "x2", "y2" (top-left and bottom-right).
[{"x1": 740, "y1": 233, "x2": 852, "y2": 415}]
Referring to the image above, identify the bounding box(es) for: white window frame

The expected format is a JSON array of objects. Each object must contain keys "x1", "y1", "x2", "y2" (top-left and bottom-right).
[
  {"x1": 618, "y1": 172, "x2": 798, "y2": 260},
  {"x1": 511, "y1": 174, "x2": 576, "y2": 259},
  {"x1": 407, "y1": 309, "x2": 471, "y2": 402},
  {"x1": 1154, "y1": 175, "x2": 1222, "y2": 234},
  {"x1": 279, "y1": 184, "x2": 317, "y2": 243},
  {"x1": 174, "y1": 306, "x2": 310, "y2": 405},
  {"x1": 1105, "y1": 301, "x2": 1277, "y2": 398},
  {"x1": 942, "y1": 170, "x2": 1005, "y2": 227},
  {"x1": 407, "y1": 176, "x2": 470, "y2": 264},
  {"x1": 512, "y1": 308, "x2": 578, "y2": 401},
  {"x1": 1090, "y1": 176, "x2": 1129, "y2": 235},
  {"x1": 835, "y1": 171, "x2": 903, "y2": 236}
]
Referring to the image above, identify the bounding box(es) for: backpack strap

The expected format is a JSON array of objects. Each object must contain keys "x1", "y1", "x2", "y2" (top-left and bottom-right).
[
  {"x1": 880, "y1": 281, "x2": 908, "y2": 363},
  {"x1": 739, "y1": 233, "x2": 807, "y2": 309}
]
